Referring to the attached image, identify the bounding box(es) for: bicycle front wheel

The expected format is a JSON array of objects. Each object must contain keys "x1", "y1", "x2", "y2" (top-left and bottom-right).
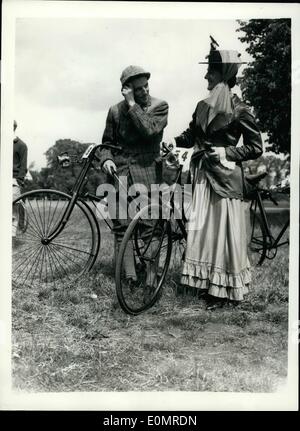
[
  {"x1": 12, "y1": 189, "x2": 100, "y2": 290},
  {"x1": 115, "y1": 204, "x2": 172, "y2": 315}
]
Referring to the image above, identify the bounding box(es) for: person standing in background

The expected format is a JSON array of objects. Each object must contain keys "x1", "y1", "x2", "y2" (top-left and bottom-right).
[{"x1": 12, "y1": 120, "x2": 28, "y2": 242}]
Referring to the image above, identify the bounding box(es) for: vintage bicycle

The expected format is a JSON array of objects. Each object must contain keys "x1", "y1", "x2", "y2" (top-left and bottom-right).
[
  {"x1": 115, "y1": 146, "x2": 190, "y2": 315},
  {"x1": 12, "y1": 142, "x2": 186, "y2": 291},
  {"x1": 12, "y1": 143, "x2": 124, "y2": 290},
  {"x1": 115, "y1": 147, "x2": 290, "y2": 315}
]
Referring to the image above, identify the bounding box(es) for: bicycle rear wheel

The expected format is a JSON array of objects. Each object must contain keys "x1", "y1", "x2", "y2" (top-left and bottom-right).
[
  {"x1": 12, "y1": 189, "x2": 100, "y2": 290},
  {"x1": 247, "y1": 207, "x2": 267, "y2": 266},
  {"x1": 115, "y1": 204, "x2": 172, "y2": 315}
]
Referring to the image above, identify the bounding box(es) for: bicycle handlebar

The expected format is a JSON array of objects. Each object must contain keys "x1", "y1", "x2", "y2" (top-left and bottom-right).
[
  {"x1": 99, "y1": 143, "x2": 123, "y2": 152},
  {"x1": 57, "y1": 143, "x2": 123, "y2": 167}
]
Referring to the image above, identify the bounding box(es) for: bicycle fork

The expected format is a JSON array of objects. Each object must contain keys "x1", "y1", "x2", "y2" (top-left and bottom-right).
[{"x1": 41, "y1": 192, "x2": 80, "y2": 244}]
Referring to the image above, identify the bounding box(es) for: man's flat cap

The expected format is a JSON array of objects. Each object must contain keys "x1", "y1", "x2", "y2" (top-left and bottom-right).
[{"x1": 120, "y1": 65, "x2": 151, "y2": 86}]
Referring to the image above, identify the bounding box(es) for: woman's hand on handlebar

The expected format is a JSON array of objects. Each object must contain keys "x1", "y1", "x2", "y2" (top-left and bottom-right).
[
  {"x1": 160, "y1": 141, "x2": 175, "y2": 156},
  {"x1": 102, "y1": 159, "x2": 117, "y2": 176}
]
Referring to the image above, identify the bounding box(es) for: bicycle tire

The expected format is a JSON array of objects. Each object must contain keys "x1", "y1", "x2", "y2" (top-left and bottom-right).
[
  {"x1": 115, "y1": 204, "x2": 172, "y2": 315},
  {"x1": 248, "y1": 208, "x2": 267, "y2": 266},
  {"x1": 12, "y1": 189, "x2": 100, "y2": 290}
]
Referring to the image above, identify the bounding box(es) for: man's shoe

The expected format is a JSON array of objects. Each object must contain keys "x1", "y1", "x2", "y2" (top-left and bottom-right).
[
  {"x1": 126, "y1": 277, "x2": 138, "y2": 292},
  {"x1": 143, "y1": 285, "x2": 155, "y2": 304}
]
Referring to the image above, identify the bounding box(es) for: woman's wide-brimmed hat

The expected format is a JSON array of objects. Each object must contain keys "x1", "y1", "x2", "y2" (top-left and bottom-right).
[
  {"x1": 198, "y1": 49, "x2": 247, "y2": 65},
  {"x1": 198, "y1": 36, "x2": 246, "y2": 65},
  {"x1": 120, "y1": 65, "x2": 151, "y2": 86}
]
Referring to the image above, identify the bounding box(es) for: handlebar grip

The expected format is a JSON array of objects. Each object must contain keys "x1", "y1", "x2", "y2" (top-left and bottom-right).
[{"x1": 161, "y1": 142, "x2": 174, "y2": 152}]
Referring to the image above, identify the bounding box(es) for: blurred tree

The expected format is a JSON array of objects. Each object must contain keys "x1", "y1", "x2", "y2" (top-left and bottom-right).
[
  {"x1": 45, "y1": 139, "x2": 88, "y2": 168},
  {"x1": 244, "y1": 153, "x2": 290, "y2": 190},
  {"x1": 24, "y1": 139, "x2": 103, "y2": 194},
  {"x1": 44, "y1": 139, "x2": 88, "y2": 193},
  {"x1": 237, "y1": 19, "x2": 291, "y2": 154}
]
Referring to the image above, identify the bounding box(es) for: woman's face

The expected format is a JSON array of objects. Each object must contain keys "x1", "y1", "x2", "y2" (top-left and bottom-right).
[{"x1": 205, "y1": 67, "x2": 222, "y2": 91}]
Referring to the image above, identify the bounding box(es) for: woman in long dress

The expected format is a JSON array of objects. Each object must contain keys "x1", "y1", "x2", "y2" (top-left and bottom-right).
[{"x1": 171, "y1": 44, "x2": 263, "y2": 309}]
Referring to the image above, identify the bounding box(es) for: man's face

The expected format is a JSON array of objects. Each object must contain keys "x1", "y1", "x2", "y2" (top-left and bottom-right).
[{"x1": 131, "y1": 76, "x2": 149, "y2": 106}]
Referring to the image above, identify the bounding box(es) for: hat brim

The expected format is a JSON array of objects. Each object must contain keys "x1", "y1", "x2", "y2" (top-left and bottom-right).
[
  {"x1": 198, "y1": 61, "x2": 247, "y2": 64},
  {"x1": 123, "y1": 72, "x2": 151, "y2": 85}
]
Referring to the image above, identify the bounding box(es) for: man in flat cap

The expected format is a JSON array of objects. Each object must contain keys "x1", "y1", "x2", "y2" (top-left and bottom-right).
[{"x1": 99, "y1": 65, "x2": 169, "y2": 283}]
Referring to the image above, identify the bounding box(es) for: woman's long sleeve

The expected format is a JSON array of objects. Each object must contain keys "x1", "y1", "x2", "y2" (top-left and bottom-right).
[
  {"x1": 225, "y1": 109, "x2": 263, "y2": 162},
  {"x1": 174, "y1": 111, "x2": 197, "y2": 148}
]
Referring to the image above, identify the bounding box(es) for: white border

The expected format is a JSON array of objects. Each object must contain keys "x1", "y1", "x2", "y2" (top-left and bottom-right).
[{"x1": 1, "y1": 1, "x2": 299, "y2": 411}]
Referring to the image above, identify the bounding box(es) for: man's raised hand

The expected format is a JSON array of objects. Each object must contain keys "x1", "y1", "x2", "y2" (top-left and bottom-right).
[{"x1": 121, "y1": 84, "x2": 135, "y2": 107}]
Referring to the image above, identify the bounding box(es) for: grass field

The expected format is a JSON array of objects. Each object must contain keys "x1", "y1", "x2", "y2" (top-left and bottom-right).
[{"x1": 11, "y1": 213, "x2": 289, "y2": 393}]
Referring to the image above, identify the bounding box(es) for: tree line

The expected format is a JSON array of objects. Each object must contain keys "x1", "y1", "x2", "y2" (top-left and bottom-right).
[
  {"x1": 24, "y1": 139, "x2": 105, "y2": 194},
  {"x1": 23, "y1": 138, "x2": 290, "y2": 195},
  {"x1": 237, "y1": 18, "x2": 291, "y2": 154}
]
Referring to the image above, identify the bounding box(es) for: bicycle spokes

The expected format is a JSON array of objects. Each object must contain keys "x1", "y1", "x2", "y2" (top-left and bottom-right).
[
  {"x1": 116, "y1": 209, "x2": 172, "y2": 315},
  {"x1": 12, "y1": 190, "x2": 100, "y2": 290}
]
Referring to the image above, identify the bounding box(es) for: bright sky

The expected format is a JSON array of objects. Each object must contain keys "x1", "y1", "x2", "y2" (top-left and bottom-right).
[{"x1": 14, "y1": 16, "x2": 252, "y2": 170}]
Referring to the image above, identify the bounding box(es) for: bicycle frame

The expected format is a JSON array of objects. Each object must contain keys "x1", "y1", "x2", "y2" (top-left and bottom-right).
[
  {"x1": 46, "y1": 142, "x2": 189, "y2": 245},
  {"x1": 271, "y1": 219, "x2": 289, "y2": 248},
  {"x1": 251, "y1": 192, "x2": 273, "y2": 243},
  {"x1": 161, "y1": 165, "x2": 188, "y2": 241},
  {"x1": 43, "y1": 144, "x2": 107, "y2": 243},
  {"x1": 129, "y1": 162, "x2": 188, "y2": 263}
]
